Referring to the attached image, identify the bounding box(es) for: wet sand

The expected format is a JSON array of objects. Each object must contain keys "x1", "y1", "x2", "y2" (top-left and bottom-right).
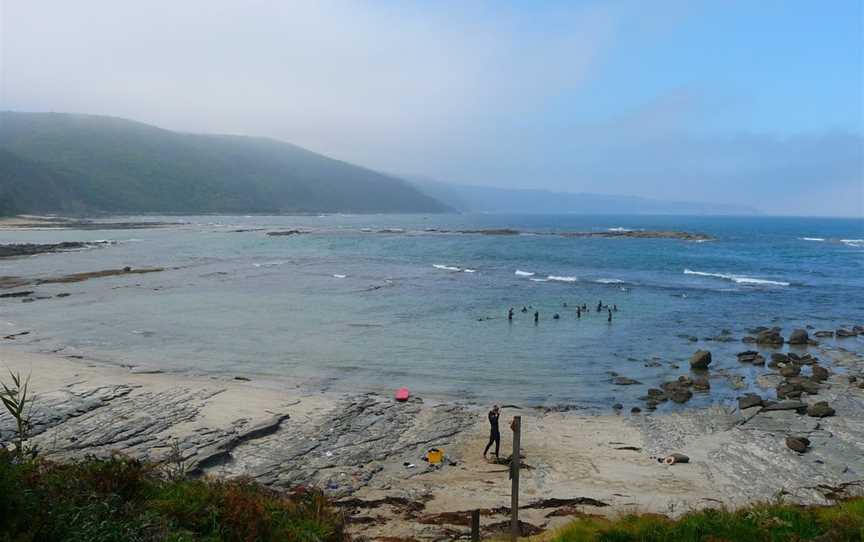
[{"x1": 1, "y1": 345, "x2": 862, "y2": 540}]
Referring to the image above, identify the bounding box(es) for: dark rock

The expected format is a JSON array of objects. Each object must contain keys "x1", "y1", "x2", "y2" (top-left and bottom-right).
[
  {"x1": 786, "y1": 436, "x2": 810, "y2": 453},
  {"x1": 689, "y1": 350, "x2": 712, "y2": 370},
  {"x1": 669, "y1": 388, "x2": 693, "y2": 404},
  {"x1": 810, "y1": 365, "x2": 830, "y2": 382},
  {"x1": 780, "y1": 365, "x2": 801, "y2": 378},
  {"x1": 56, "y1": 293, "x2": 71, "y2": 298},
  {"x1": 788, "y1": 329, "x2": 809, "y2": 345},
  {"x1": 630, "y1": 407, "x2": 641, "y2": 414},
  {"x1": 737, "y1": 350, "x2": 760, "y2": 363},
  {"x1": 692, "y1": 377, "x2": 710, "y2": 391},
  {"x1": 738, "y1": 394, "x2": 763, "y2": 410},
  {"x1": 807, "y1": 401, "x2": 835, "y2": 418},
  {"x1": 612, "y1": 403, "x2": 623, "y2": 410},
  {"x1": 813, "y1": 330, "x2": 834, "y2": 338},
  {"x1": 762, "y1": 400, "x2": 807, "y2": 413},
  {"x1": 613, "y1": 376, "x2": 642, "y2": 386},
  {"x1": 647, "y1": 388, "x2": 667, "y2": 399},
  {"x1": 836, "y1": 328, "x2": 858, "y2": 338},
  {"x1": 771, "y1": 353, "x2": 789, "y2": 364},
  {"x1": 0, "y1": 290, "x2": 34, "y2": 298},
  {"x1": 677, "y1": 376, "x2": 694, "y2": 387},
  {"x1": 785, "y1": 376, "x2": 821, "y2": 395},
  {"x1": 756, "y1": 329, "x2": 784, "y2": 346},
  {"x1": 234, "y1": 376, "x2": 251, "y2": 382}
]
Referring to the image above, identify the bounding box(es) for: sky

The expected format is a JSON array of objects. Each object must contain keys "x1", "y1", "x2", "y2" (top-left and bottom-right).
[{"x1": 1, "y1": 0, "x2": 862, "y2": 216}]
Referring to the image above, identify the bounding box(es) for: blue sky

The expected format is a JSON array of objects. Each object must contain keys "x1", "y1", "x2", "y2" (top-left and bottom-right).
[{"x1": 2, "y1": 0, "x2": 862, "y2": 215}]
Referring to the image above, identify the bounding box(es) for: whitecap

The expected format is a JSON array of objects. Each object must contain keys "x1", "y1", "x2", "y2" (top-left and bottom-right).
[
  {"x1": 463, "y1": 269, "x2": 476, "y2": 273},
  {"x1": 595, "y1": 278, "x2": 625, "y2": 284},
  {"x1": 841, "y1": 239, "x2": 864, "y2": 248},
  {"x1": 607, "y1": 227, "x2": 633, "y2": 232},
  {"x1": 547, "y1": 275, "x2": 578, "y2": 283},
  {"x1": 683, "y1": 269, "x2": 789, "y2": 287},
  {"x1": 433, "y1": 264, "x2": 462, "y2": 272},
  {"x1": 253, "y1": 261, "x2": 289, "y2": 268},
  {"x1": 529, "y1": 278, "x2": 549, "y2": 282},
  {"x1": 800, "y1": 237, "x2": 825, "y2": 242},
  {"x1": 515, "y1": 270, "x2": 535, "y2": 277},
  {"x1": 333, "y1": 274, "x2": 347, "y2": 279}
]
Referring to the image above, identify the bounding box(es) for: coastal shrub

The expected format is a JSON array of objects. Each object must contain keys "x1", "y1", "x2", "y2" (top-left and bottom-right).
[
  {"x1": 0, "y1": 453, "x2": 347, "y2": 542},
  {"x1": 542, "y1": 499, "x2": 864, "y2": 542}
]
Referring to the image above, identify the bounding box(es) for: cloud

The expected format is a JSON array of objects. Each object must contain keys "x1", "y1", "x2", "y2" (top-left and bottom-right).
[{"x1": 1, "y1": 1, "x2": 861, "y2": 216}]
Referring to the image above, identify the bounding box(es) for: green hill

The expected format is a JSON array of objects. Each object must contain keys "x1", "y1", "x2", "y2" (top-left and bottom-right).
[{"x1": 0, "y1": 112, "x2": 449, "y2": 215}]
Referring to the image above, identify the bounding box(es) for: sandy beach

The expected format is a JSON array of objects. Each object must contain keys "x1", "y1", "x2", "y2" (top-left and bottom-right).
[{"x1": 2, "y1": 344, "x2": 862, "y2": 540}]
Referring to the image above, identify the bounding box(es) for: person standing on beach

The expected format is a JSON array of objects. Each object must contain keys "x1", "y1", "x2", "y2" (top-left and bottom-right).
[
  {"x1": 597, "y1": 300, "x2": 603, "y2": 312},
  {"x1": 483, "y1": 405, "x2": 501, "y2": 458}
]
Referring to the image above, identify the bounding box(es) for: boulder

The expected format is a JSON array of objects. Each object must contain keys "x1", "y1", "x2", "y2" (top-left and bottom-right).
[
  {"x1": 630, "y1": 407, "x2": 641, "y2": 414},
  {"x1": 813, "y1": 330, "x2": 834, "y2": 338},
  {"x1": 669, "y1": 388, "x2": 693, "y2": 404},
  {"x1": 780, "y1": 365, "x2": 801, "y2": 378},
  {"x1": 836, "y1": 328, "x2": 858, "y2": 338},
  {"x1": 613, "y1": 377, "x2": 642, "y2": 386},
  {"x1": 742, "y1": 336, "x2": 756, "y2": 343},
  {"x1": 806, "y1": 401, "x2": 835, "y2": 418},
  {"x1": 786, "y1": 436, "x2": 810, "y2": 453},
  {"x1": 771, "y1": 353, "x2": 789, "y2": 364},
  {"x1": 785, "y1": 376, "x2": 821, "y2": 395},
  {"x1": 689, "y1": 350, "x2": 712, "y2": 370},
  {"x1": 738, "y1": 394, "x2": 763, "y2": 410},
  {"x1": 756, "y1": 330, "x2": 784, "y2": 346},
  {"x1": 737, "y1": 351, "x2": 760, "y2": 363},
  {"x1": 810, "y1": 365, "x2": 830, "y2": 382},
  {"x1": 788, "y1": 329, "x2": 809, "y2": 345}
]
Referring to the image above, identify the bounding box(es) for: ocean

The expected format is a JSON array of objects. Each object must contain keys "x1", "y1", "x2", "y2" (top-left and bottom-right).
[{"x1": 2, "y1": 214, "x2": 862, "y2": 410}]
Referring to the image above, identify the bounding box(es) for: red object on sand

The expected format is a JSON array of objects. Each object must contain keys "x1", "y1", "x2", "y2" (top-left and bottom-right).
[{"x1": 395, "y1": 387, "x2": 410, "y2": 402}]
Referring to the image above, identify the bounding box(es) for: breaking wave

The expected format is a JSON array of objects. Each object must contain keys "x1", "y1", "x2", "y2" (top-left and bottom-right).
[
  {"x1": 684, "y1": 269, "x2": 789, "y2": 287},
  {"x1": 515, "y1": 270, "x2": 535, "y2": 277}
]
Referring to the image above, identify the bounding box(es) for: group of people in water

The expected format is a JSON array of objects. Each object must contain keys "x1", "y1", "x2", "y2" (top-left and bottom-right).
[{"x1": 507, "y1": 300, "x2": 619, "y2": 324}]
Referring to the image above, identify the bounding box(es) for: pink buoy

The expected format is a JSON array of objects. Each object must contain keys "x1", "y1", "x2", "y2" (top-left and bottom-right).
[{"x1": 395, "y1": 387, "x2": 410, "y2": 402}]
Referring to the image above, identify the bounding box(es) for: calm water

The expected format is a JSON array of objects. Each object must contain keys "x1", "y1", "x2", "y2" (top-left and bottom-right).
[{"x1": 2, "y1": 214, "x2": 863, "y2": 409}]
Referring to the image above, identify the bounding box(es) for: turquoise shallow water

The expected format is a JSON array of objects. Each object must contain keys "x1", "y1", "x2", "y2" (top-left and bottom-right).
[{"x1": 1, "y1": 214, "x2": 862, "y2": 409}]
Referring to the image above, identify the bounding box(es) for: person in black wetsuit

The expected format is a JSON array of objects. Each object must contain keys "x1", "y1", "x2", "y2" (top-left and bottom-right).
[
  {"x1": 534, "y1": 311, "x2": 539, "y2": 324},
  {"x1": 508, "y1": 307, "x2": 514, "y2": 321},
  {"x1": 483, "y1": 405, "x2": 501, "y2": 458}
]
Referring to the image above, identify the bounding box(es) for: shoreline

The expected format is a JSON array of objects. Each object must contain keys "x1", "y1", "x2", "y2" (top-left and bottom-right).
[{"x1": 2, "y1": 345, "x2": 862, "y2": 540}]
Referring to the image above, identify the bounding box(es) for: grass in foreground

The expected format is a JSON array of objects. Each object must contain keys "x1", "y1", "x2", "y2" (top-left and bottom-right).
[
  {"x1": 0, "y1": 451, "x2": 347, "y2": 542},
  {"x1": 532, "y1": 499, "x2": 864, "y2": 542}
]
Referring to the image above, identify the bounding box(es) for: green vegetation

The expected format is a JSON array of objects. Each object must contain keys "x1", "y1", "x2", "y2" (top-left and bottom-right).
[
  {"x1": 0, "y1": 452, "x2": 348, "y2": 542},
  {"x1": 0, "y1": 111, "x2": 449, "y2": 215},
  {"x1": 532, "y1": 499, "x2": 864, "y2": 542}
]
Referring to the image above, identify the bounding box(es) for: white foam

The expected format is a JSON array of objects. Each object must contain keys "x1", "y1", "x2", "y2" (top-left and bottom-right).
[
  {"x1": 547, "y1": 275, "x2": 577, "y2": 283},
  {"x1": 800, "y1": 237, "x2": 825, "y2": 242},
  {"x1": 433, "y1": 264, "x2": 462, "y2": 272},
  {"x1": 463, "y1": 269, "x2": 477, "y2": 273},
  {"x1": 333, "y1": 274, "x2": 347, "y2": 279},
  {"x1": 253, "y1": 261, "x2": 289, "y2": 268},
  {"x1": 515, "y1": 270, "x2": 535, "y2": 277},
  {"x1": 529, "y1": 278, "x2": 549, "y2": 282},
  {"x1": 595, "y1": 278, "x2": 625, "y2": 284},
  {"x1": 841, "y1": 239, "x2": 864, "y2": 247},
  {"x1": 683, "y1": 269, "x2": 789, "y2": 287},
  {"x1": 608, "y1": 227, "x2": 632, "y2": 232}
]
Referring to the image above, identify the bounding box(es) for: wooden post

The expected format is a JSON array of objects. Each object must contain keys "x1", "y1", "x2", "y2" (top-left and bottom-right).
[
  {"x1": 471, "y1": 509, "x2": 480, "y2": 541},
  {"x1": 510, "y1": 415, "x2": 522, "y2": 541}
]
